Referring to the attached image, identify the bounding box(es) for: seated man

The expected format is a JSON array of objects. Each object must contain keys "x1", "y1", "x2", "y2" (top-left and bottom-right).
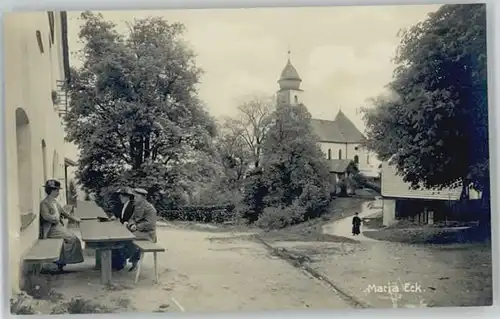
[
  {"x1": 110, "y1": 187, "x2": 136, "y2": 270},
  {"x1": 126, "y1": 188, "x2": 157, "y2": 271}
]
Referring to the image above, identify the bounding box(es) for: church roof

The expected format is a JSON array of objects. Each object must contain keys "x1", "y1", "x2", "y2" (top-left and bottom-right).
[
  {"x1": 311, "y1": 110, "x2": 366, "y2": 143},
  {"x1": 279, "y1": 59, "x2": 301, "y2": 81},
  {"x1": 327, "y1": 159, "x2": 356, "y2": 173}
]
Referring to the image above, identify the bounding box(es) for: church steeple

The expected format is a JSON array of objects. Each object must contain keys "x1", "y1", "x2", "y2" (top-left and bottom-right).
[
  {"x1": 278, "y1": 50, "x2": 302, "y2": 91},
  {"x1": 277, "y1": 50, "x2": 303, "y2": 107}
]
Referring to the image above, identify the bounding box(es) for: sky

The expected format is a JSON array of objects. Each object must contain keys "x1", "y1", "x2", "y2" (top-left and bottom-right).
[{"x1": 67, "y1": 4, "x2": 442, "y2": 133}]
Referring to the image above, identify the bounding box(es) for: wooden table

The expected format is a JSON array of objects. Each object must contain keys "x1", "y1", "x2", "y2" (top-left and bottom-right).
[
  {"x1": 74, "y1": 200, "x2": 108, "y2": 220},
  {"x1": 79, "y1": 220, "x2": 135, "y2": 285}
]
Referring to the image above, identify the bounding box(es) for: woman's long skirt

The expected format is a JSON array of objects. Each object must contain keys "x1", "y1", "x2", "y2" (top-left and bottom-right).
[
  {"x1": 352, "y1": 224, "x2": 361, "y2": 235},
  {"x1": 46, "y1": 224, "x2": 84, "y2": 264}
]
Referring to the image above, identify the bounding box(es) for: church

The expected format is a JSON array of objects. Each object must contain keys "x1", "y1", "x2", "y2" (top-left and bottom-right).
[{"x1": 275, "y1": 55, "x2": 380, "y2": 178}]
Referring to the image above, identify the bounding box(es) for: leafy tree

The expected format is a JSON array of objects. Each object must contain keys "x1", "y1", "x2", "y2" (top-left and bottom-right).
[
  {"x1": 253, "y1": 103, "x2": 334, "y2": 226},
  {"x1": 68, "y1": 180, "x2": 78, "y2": 204},
  {"x1": 65, "y1": 12, "x2": 216, "y2": 209},
  {"x1": 363, "y1": 4, "x2": 489, "y2": 210},
  {"x1": 223, "y1": 95, "x2": 275, "y2": 169},
  {"x1": 214, "y1": 120, "x2": 252, "y2": 183},
  {"x1": 193, "y1": 96, "x2": 274, "y2": 207}
]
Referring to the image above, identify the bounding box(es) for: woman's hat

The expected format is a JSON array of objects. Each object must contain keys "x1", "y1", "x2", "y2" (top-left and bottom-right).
[
  {"x1": 44, "y1": 179, "x2": 62, "y2": 189},
  {"x1": 134, "y1": 188, "x2": 148, "y2": 196},
  {"x1": 116, "y1": 187, "x2": 135, "y2": 197}
]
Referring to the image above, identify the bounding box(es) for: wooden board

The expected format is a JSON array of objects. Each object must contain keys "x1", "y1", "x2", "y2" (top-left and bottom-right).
[
  {"x1": 133, "y1": 240, "x2": 165, "y2": 252},
  {"x1": 80, "y1": 219, "x2": 135, "y2": 243},
  {"x1": 23, "y1": 239, "x2": 64, "y2": 262},
  {"x1": 74, "y1": 201, "x2": 108, "y2": 220}
]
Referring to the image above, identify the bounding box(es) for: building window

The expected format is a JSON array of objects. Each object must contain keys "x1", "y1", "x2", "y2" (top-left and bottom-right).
[
  {"x1": 354, "y1": 146, "x2": 359, "y2": 151},
  {"x1": 294, "y1": 95, "x2": 298, "y2": 104},
  {"x1": 328, "y1": 149, "x2": 331, "y2": 160},
  {"x1": 16, "y1": 108, "x2": 34, "y2": 229},
  {"x1": 367, "y1": 155, "x2": 370, "y2": 164},
  {"x1": 354, "y1": 155, "x2": 359, "y2": 164},
  {"x1": 36, "y1": 30, "x2": 44, "y2": 53},
  {"x1": 338, "y1": 149, "x2": 342, "y2": 160},
  {"x1": 47, "y1": 12, "x2": 55, "y2": 45}
]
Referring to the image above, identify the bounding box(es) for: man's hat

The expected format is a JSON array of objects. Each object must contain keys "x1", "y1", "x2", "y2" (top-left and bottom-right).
[
  {"x1": 116, "y1": 187, "x2": 135, "y2": 197},
  {"x1": 44, "y1": 179, "x2": 62, "y2": 189},
  {"x1": 134, "y1": 188, "x2": 148, "y2": 196}
]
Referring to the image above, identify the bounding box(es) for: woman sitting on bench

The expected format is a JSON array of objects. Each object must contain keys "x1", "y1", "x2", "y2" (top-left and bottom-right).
[{"x1": 39, "y1": 179, "x2": 84, "y2": 271}]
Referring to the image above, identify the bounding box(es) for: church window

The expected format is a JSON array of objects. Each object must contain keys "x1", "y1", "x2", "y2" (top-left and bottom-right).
[
  {"x1": 354, "y1": 155, "x2": 359, "y2": 164},
  {"x1": 294, "y1": 95, "x2": 298, "y2": 104},
  {"x1": 328, "y1": 149, "x2": 331, "y2": 160},
  {"x1": 367, "y1": 155, "x2": 370, "y2": 164},
  {"x1": 338, "y1": 149, "x2": 342, "y2": 159}
]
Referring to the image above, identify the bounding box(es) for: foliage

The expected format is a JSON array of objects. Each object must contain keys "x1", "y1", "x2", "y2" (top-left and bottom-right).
[
  {"x1": 255, "y1": 203, "x2": 306, "y2": 230},
  {"x1": 10, "y1": 293, "x2": 37, "y2": 315},
  {"x1": 160, "y1": 205, "x2": 236, "y2": 223},
  {"x1": 68, "y1": 180, "x2": 78, "y2": 203},
  {"x1": 222, "y1": 95, "x2": 275, "y2": 169},
  {"x1": 65, "y1": 12, "x2": 216, "y2": 209},
  {"x1": 363, "y1": 4, "x2": 488, "y2": 202},
  {"x1": 245, "y1": 103, "x2": 334, "y2": 228},
  {"x1": 65, "y1": 298, "x2": 110, "y2": 314},
  {"x1": 239, "y1": 168, "x2": 268, "y2": 223},
  {"x1": 191, "y1": 177, "x2": 244, "y2": 207},
  {"x1": 194, "y1": 95, "x2": 275, "y2": 208}
]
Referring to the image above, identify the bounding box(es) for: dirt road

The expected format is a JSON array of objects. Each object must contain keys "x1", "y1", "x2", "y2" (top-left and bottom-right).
[{"x1": 44, "y1": 223, "x2": 353, "y2": 314}]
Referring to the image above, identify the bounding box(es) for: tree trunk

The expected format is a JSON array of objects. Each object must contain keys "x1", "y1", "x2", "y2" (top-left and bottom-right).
[{"x1": 144, "y1": 134, "x2": 151, "y2": 160}]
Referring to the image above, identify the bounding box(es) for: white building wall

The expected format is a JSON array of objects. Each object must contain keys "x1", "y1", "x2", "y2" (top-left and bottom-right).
[
  {"x1": 319, "y1": 141, "x2": 380, "y2": 176},
  {"x1": 382, "y1": 199, "x2": 397, "y2": 226},
  {"x1": 4, "y1": 11, "x2": 71, "y2": 293},
  {"x1": 381, "y1": 161, "x2": 461, "y2": 200}
]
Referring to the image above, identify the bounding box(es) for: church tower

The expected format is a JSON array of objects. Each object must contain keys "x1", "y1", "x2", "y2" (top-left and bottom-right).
[{"x1": 277, "y1": 51, "x2": 303, "y2": 107}]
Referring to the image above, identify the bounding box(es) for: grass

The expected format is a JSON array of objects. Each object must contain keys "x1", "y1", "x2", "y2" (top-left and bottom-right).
[
  {"x1": 362, "y1": 216, "x2": 384, "y2": 229},
  {"x1": 363, "y1": 225, "x2": 491, "y2": 245},
  {"x1": 260, "y1": 197, "x2": 370, "y2": 243}
]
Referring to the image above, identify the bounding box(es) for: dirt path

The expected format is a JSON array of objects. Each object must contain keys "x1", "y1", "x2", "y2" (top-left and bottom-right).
[
  {"x1": 322, "y1": 201, "x2": 380, "y2": 242},
  {"x1": 303, "y1": 200, "x2": 493, "y2": 308},
  {"x1": 41, "y1": 223, "x2": 353, "y2": 314}
]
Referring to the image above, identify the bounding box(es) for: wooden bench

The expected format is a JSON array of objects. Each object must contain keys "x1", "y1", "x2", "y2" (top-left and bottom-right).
[
  {"x1": 23, "y1": 239, "x2": 64, "y2": 275},
  {"x1": 132, "y1": 240, "x2": 166, "y2": 284}
]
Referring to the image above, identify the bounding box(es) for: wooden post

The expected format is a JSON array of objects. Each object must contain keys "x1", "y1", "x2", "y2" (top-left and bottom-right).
[
  {"x1": 134, "y1": 252, "x2": 145, "y2": 284},
  {"x1": 154, "y1": 252, "x2": 158, "y2": 284},
  {"x1": 100, "y1": 249, "x2": 112, "y2": 285},
  {"x1": 95, "y1": 250, "x2": 101, "y2": 270}
]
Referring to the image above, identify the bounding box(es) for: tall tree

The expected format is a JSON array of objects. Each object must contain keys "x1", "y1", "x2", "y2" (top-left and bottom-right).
[
  {"x1": 66, "y1": 12, "x2": 216, "y2": 208},
  {"x1": 224, "y1": 95, "x2": 275, "y2": 169},
  {"x1": 363, "y1": 4, "x2": 489, "y2": 209},
  {"x1": 259, "y1": 103, "x2": 334, "y2": 221}
]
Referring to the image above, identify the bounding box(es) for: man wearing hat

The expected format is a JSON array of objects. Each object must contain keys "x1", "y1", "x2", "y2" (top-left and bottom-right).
[
  {"x1": 114, "y1": 187, "x2": 136, "y2": 225},
  {"x1": 125, "y1": 187, "x2": 158, "y2": 271},
  {"x1": 110, "y1": 187, "x2": 137, "y2": 270},
  {"x1": 39, "y1": 179, "x2": 84, "y2": 270}
]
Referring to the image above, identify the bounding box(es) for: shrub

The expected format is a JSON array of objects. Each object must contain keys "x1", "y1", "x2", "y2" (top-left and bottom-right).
[
  {"x1": 10, "y1": 292, "x2": 37, "y2": 315},
  {"x1": 240, "y1": 169, "x2": 268, "y2": 223},
  {"x1": 65, "y1": 298, "x2": 110, "y2": 314},
  {"x1": 159, "y1": 205, "x2": 236, "y2": 223},
  {"x1": 298, "y1": 183, "x2": 333, "y2": 219},
  {"x1": 256, "y1": 203, "x2": 306, "y2": 230}
]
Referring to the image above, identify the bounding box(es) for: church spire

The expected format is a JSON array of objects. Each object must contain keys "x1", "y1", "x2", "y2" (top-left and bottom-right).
[{"x1": 278, "y1": 48, "x2": 301, "y2": 90}]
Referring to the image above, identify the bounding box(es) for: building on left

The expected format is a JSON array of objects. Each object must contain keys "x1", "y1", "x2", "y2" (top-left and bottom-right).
[{"x1": 4, "y1": 11, "x2": 77, "y2": 294}]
